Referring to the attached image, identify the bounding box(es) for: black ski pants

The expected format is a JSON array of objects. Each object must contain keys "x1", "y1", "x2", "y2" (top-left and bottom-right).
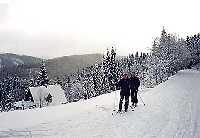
[
  {"x1": 131, "y1": 89, "x2": 138, "y2": 104},
  {"x1": 119, "y1": 93, "x2": 129, "y2": 111}
]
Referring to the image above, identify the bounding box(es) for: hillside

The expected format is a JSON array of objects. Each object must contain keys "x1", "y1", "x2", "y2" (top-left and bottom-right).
[
  {"x1": 0, "y1": 53, "x2": 102, "y2": 78},
  {"x1": 0, "y1": 53, "x2": 42, "y2": 78},
  {"x1": 0, "y1": 53, "x2": 42, "y2": 68},
  {"x1": 0, "y1": 69, "x2": 200, "y2": 137},
  {"x1": 46, "y1": 53, "x2": 103, "y2": 78}
]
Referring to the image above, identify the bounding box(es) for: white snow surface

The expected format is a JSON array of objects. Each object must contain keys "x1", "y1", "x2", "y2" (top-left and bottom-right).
[
  {"x1": 14, "y1": 101, "x2": 35, "y2": 109},
  {"x1": 30, "y1": 85, "x2": 67, "y2": 107},
  {"x1": 1, "y1": 69, "x2": 200, "y2": 138}
]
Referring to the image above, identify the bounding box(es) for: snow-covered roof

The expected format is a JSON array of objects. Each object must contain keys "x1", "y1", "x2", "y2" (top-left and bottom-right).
[{"x1": 30, "y1": 85, "x2": 67, "y2": 107}]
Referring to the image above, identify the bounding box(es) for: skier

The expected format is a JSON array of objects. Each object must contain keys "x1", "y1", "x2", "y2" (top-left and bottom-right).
[
  {"x1": 117, "y1": 73, "x2": 130, "y2": 112},
  {"x1": 129, "y1": 72, "x2": 140, "y2": 107}
]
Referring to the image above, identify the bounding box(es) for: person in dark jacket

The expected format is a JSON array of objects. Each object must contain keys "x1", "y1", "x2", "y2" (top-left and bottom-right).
[
  {"x1": 117, "y1": 73, "x2": 130, "y2": 112},
  {"x1": 129, "y1": 72, "x2": 140, "y2": 107}
]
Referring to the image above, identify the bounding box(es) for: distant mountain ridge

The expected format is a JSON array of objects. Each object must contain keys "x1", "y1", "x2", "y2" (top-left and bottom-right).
[
  {"x1": 0, "y1": 53, "x2": 43, "y2": 68},
  {"x1": 0, "y1": 53, "x2": 103, "y2": 78},
  {"x1": 46, "y1": 54, "x2": 103, "y2": 78}
]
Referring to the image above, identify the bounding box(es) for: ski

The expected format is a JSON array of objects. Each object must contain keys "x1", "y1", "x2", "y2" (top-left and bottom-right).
[
  {"x1": 112, "y1": 110, "x2": 125, "y2": 115},
  {"x1": 129, "y1": 105, "x2": 137, "y2": 111},
  {"x1": 130, "y1": 104, "x2": 137, "y2": 109},
  {"x1": 112, "y1": 108, "x2": 135, "y2": 115},
  {"x1": 112, "y1": 104, "x2": 138, "y2": 115}
]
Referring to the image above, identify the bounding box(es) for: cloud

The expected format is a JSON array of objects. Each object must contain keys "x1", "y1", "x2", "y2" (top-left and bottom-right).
[
  {"x1": 0, "y1": 3, "x2": 9, "y2": 23},
  {"x1": 1, "y1": 0, "x2": 200, "y2": 58},
  {"x1": 0, "y1": 31, "x2": 108, "y2": 58}
]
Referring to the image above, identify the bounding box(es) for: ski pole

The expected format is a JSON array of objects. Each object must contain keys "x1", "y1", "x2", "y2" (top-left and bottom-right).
[{"x1": 138, "y1": 93, "x2": 145, "y2": 106}]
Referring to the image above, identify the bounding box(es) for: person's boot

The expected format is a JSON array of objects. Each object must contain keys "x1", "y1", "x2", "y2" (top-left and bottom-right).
[
  {"x1": 125, "y1": 105, "x2": 128, "y2": 112},
  {"x1": 134, "y1": 103, "x2": 137, "y2": 108},
  {"x1": 118, "y1": 102, "x2": 123, "y2": 112},
  {"x1": 117, "y1": 109, "x2": 122, "y2": 113}
]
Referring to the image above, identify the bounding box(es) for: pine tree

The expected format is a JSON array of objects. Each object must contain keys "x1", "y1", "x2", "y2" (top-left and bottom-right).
[
  {"x1": 186, "y1": 33, "x2": 200, "y2": 65},
  {"x1": 56, "y1": 77, "x2": 62, "y2": 85},
  {"x1": 101, "y1": 50, "x2": 110, "y2": 93},
  {"x1": 38, "y1": 62, "x2": 49, "y2": 87},
  {"x1": 102, "y1": 47, "x2": 118, "y2": 92},
  {"x1": 45, "y1": 93, "x2": 52, "y2": 106},
  {"x1": 109, "y1": 47, "x2": 118, "y2": 91}
]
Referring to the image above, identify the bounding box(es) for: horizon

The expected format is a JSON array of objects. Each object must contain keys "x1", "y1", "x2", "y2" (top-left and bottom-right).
[
  {"x1": 0, "y1": 52, "x2": 129, "y2": 59},
  {"x1": 1, "y1": 0, "x2": 200, "y2": 58}
]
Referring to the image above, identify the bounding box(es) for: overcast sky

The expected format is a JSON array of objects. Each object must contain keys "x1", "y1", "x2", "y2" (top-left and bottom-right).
[{"x1": 0, "y1": 0, "x2": 200, "y2": 58}]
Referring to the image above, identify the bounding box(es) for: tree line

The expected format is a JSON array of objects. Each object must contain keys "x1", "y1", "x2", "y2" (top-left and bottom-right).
[
  {"x1": 61, "y1": 28, "x2": 200, "y2": 103},
  {"x1": 1, "y1": 27, "x2": 200, "y2": 111}
]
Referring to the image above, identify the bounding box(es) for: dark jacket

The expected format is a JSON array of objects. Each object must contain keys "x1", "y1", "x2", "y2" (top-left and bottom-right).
[
  {"x1": 117, "y1": 78, "x2": 130, "y2": 96},
  {"x1": 129, "y1": 76, "x2": 140, "y2": 90}
]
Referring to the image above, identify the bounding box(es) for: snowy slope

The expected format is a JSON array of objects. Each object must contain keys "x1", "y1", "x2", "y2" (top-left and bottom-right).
[
  {"x1": 1, "y1": 69, "x2": 200, "y2": 138},
  {"x1": 30, "y1": 85, "x2": 67, "y2": 107}
]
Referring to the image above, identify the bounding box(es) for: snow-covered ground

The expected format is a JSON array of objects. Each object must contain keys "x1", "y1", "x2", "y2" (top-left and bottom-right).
[{"x1": 1, "y1": 69, "x2": 200, "y2": 138}]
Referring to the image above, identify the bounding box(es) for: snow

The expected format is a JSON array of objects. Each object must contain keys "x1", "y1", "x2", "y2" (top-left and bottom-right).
[
  {"x1": 13, "y1": 101, "x2": 35, "y2": 109},
  {"x1": 30, "y1": 85, "x2": 67, "y2": 107},
  {"x1": 1, "y1": 69, "x2": 200, "y2": 137},
  {"x1": 11, "y1": 58, "x2": 24, "y2": 66}
]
